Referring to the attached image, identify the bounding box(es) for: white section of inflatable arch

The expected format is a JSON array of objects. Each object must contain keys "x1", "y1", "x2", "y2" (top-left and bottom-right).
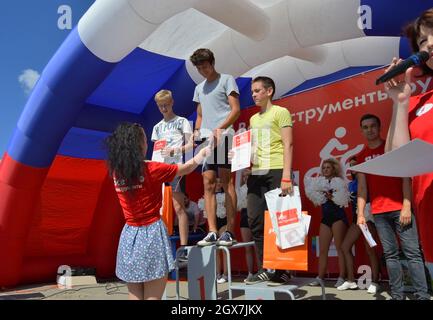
[
  {"x1": 77, "y1": 0, "x2": 393, "y2": 95},
  {"x1": 242, "y1": 37, "x2": 401, "y2": 98},
  {"x1": 78, "y1": 0, "x2": 197, "y2": 63},
  {"x1": 78, "y1": 0, "x2": 367, "y2": 62},
  {"x1": 78, "y1": 0, "x2": 157, "y2": 63},
  {"x1": 287, "y1": 0, "x2": 365, "y2": 47},
  {"x1": 137, "y1": 0, "x2": 371, "y2": 83},
  {"x1": 193, "y1": 0, "x2": 271, "y2": 41},
  {"x1": 139, "y1": 9, "x2": 226, "y2": 59},
  {"x1": 78, "y1": 0, "x2": 270, "y2": 63}
]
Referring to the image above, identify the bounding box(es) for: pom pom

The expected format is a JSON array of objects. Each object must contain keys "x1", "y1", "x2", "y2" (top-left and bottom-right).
[
  {"x1": 197, "y1": 197, "x2": 205, "y2": 210},
  {"x1": 197, "y1": 197, "x2": 206, "y2": 218},
  {"x1": 216, "y1": 192, "x2": 226, "y2": 218},
  {"x1": 236, "y1": 185, "x2": 248, "y2": 210},
  {"x1": 304, "y1": 176, "x2": 327, "y2": 206},
  {"x1": 330, "y1": 177, "x2": 350, "y2": 207},
  {"x1": 197, "y1": 193, "x2": 228, "y2": 218}
]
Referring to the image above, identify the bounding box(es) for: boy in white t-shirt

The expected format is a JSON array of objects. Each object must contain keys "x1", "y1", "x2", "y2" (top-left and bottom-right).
[{"x1": 151, "y1": 90, "x2": 194, "y2": 261}]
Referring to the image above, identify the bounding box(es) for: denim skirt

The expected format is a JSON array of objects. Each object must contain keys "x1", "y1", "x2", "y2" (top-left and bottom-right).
[{"x1": 115, "y1": 219, "x2": 175, "y2": 283}]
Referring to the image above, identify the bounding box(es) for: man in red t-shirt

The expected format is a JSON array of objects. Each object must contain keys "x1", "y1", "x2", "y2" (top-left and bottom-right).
[{"x1": 356, "y1": 114, "x2": 429, "y2": 300}]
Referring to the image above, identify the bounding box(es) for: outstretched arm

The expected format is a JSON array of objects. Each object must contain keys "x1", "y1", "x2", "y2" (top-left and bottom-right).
[{"x1": 176, "y1": 146, "x2": 210, "y2": 177}]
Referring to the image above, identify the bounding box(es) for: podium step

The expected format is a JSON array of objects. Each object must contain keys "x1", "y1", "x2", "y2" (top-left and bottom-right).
[{"x1": 230, "y1": 277, "x2": 326, "y2": 300}]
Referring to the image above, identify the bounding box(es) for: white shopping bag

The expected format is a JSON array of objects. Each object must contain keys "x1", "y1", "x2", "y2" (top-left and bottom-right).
[{"x1": 264, "y1": 186, "x2": 306, "y2": 249}]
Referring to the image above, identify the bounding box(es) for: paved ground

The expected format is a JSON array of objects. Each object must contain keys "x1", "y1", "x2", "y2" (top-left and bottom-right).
[{"x1": 0, "y1": 276, "x2": 398, "y2": 300}]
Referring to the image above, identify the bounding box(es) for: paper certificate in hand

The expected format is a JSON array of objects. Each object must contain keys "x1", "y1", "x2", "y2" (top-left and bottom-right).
[
  {"x1": 231, "y1": 130, "x2": 251, "y2": 172},
  {"x1": 152, "y1": 139, "x2": 167, "y2": 163},
  {"x1": 359, "y1": 223, "x2": 377, "y2": 248}
]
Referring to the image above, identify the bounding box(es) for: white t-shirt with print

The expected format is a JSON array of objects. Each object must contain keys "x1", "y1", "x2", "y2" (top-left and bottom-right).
[{"x1": 151, "y1": 115, "x2": 192, "y2": 164}]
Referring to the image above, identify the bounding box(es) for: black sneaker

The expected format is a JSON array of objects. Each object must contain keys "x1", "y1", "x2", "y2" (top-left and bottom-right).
[
  {"x1": 244, "y1": 269, "x2": 271, "y2": 285},
  {"x1": 267, "y1": 270, "x2": 292, "y2": 287},
  {"x1": 197, "y1": 232, "x2": 218, "y2": 246},
  {"x1": 216, "y1": 231, "x2": 236, "y2": 246},
  {"x1": 177, "y1": 247, "x2": 188, "y2": 262}
]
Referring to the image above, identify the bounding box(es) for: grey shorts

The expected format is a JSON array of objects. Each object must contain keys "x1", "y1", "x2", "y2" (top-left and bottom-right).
[
  {"x1": 167, "y1": 175, "x2": 186, "y2": 193},
  {"x1": 200, "y1": 134, "x2": 233, "y2": 172}
]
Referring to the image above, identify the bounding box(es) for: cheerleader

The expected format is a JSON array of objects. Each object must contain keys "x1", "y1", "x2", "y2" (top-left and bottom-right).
[{"x1": 305, "y1": 158, "x2": 349, "y2": 288}]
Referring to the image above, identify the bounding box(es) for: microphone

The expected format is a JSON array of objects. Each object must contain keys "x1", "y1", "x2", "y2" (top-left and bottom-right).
[{"x1": 375, "y1": 51, "x2": 429, "y2": 85}]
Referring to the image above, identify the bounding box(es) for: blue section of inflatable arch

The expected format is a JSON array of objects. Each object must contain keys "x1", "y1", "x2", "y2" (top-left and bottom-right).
[
  {"x1": 87, "y1": 49, "x2": 185, "y2": 114},
  {"x1": 399, "y1": 37, "x2": 412, "y2": 57},
  {"x1": 284, "y1": 66, "x2": 380, "y2": 97},
  {"x1": 237, "y1": 77, "x2": 254, "y2": 109},
  {"x1": 75, "y1": 104, "x2": 146, "y2": 133},
  {"x1": 361, "y1": 0, "x2": 432, "y2": 36},
  {"x1": 57, "y1": 127, "x2": 110, "y2": 160},
  {"x1": 8, "y1": 28, "x2": 115, "y2": 168}
]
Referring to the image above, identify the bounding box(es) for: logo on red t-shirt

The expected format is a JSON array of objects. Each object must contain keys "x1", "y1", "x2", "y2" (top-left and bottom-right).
[
  {"x1": 416, "y1": 103, "x2": 433, "y2": 117},
  {"x1": 364, "y1": 153, "x2": 381, "y2": 162}
]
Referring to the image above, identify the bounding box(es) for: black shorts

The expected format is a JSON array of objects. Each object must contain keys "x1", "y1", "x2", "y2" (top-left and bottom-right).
[
  {"x1": 321, "y1": 201, "x2": 348, "y2": 228},
  {"x1": 199, "y1": 134, "x2": 232, "y2": 172},
  {"x1": 217, "y1": 217, "x2": 227, "y2": 230}
]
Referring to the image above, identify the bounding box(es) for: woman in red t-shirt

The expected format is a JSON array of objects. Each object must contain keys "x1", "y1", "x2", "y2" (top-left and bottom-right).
[
  {"x1": 383, "y1": 8, "x2": 433, "y2": 283},
  {"x1": 106, "y1": 122, "x2": 209, "y2": 300}
]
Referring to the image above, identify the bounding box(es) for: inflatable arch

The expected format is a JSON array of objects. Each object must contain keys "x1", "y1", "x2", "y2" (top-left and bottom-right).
[{"x1": 1, "y1": 0, "x2": 431, "y2": 287}]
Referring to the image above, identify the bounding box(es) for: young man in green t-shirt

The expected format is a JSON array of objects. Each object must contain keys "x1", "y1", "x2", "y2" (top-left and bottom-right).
[{"x1": 244, "y1": 76, "x2": 294, "y2": 286}]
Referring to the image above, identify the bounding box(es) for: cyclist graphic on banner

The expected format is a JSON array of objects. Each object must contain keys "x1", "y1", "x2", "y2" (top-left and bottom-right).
[{"x1": 304, "y1": 127, "x2": 364, "y2": 185}]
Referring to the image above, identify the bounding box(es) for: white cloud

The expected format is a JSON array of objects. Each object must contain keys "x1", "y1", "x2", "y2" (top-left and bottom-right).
[{"x1": 18, "y1": 69, "x2": 40, "y2": 94}]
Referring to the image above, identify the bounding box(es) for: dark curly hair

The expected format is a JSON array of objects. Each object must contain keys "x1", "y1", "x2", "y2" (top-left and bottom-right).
[
  {"x1": 404, "y1": 8, "x2": 433, "y2": 76},
  {"x1": 105, "y1": 122, "x2": 146, "y2": 192}
]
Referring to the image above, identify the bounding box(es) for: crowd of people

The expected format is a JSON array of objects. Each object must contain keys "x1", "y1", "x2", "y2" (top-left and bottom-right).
[{"x1": 105, "y1": 8, "x2": 433, "y2": 300}]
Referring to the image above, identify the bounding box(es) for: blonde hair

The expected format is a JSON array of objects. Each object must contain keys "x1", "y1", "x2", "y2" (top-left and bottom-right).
[
  {"x1": 154, "y1": 89, "x2": 173, "y2": 103},
  {"x1": 321, "y1": 158, "x2": 343, "y2": 178}
]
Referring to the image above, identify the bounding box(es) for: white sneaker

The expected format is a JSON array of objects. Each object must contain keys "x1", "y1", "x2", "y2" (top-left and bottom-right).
[
  {"x1": 334, "y1": 277, "x2": 346, "y2": 288},
  {"x1": 197, "y1": 232, "x2": 217, "y2": 246},
  {"x1": 217, "y1": 274, "x2": 227, "y2": 284},
  {"x1": 309, "y1": 276, "x2": 323, "y2": 286},
  {"x1": 244, "y1": 273, "x2": 254, "y2": 283},
  {"x1": 367, "y1": 282, "x2": 379, "y2": 294},
  {"x1": 337, "y1": 281, "x2": 358, "y2": 290}
]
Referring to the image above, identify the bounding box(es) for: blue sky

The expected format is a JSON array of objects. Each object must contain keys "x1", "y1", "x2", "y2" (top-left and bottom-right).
[{"x1": 0, "y1": 0, "x2": 94, "y2": 158}]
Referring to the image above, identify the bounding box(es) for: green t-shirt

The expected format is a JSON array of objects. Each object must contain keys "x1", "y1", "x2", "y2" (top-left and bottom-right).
[{"x1": 249, "y1": 105, "x2": 292, "y2": 171}]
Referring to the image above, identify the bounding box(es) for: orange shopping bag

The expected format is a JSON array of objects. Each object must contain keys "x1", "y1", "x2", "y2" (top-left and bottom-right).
[
  {"x1": 263, "y1": 210, "x2": 308, "y2": 271},
  {"x1": 161, "y1": 185, "x2": 174, "y2": 235}
]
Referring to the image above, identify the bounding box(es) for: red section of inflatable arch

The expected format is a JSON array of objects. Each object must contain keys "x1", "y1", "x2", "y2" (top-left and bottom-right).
[
  {"x1": 0, "y1": 153, "x2": 49, "y2": 286},
  {"x1": 0, "y1": 154, "x2": 124, "y2": 287}
]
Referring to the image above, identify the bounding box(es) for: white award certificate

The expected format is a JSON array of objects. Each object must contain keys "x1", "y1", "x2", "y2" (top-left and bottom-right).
[
  {"x1": 359, "y1": 223, "x2": 377, "y2": 248},
  {"x1": 152, "y1": 139, "x2": 167, "y2": 163},
  {"x1": 231, "y1": 130, "x2": 252, "y2": 172}
]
